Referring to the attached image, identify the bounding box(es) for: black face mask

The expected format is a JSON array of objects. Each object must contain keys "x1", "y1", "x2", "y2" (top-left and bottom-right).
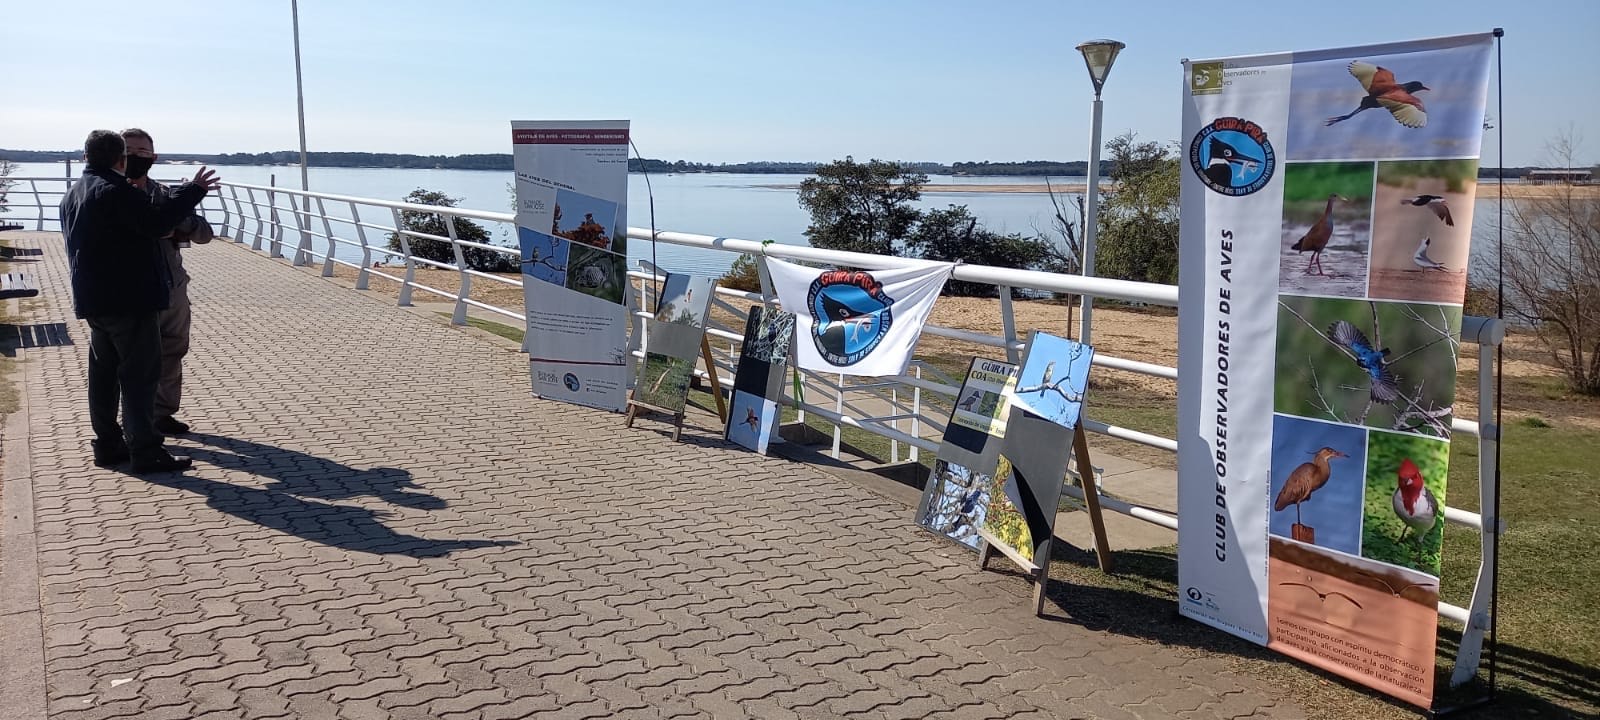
[{"x1": 124, "y1": 155, "x2": 155, "y2": 180}]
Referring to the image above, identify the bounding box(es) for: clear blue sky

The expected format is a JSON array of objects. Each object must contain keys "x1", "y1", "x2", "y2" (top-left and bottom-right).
[{"x1": 2, "y1": 0, "x2": 1592, "y2": 167}]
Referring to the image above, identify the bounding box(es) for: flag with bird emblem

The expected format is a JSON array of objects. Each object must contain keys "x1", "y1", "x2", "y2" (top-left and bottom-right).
[
  {"x1": 1177, "y1": 33, "x2": 1493, "y2": 710},
  {"x1": 765, "y1": 257, "x2": 954, "y2": 377}
]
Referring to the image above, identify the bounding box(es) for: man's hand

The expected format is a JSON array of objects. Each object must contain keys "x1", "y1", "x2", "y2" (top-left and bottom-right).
[{"x1": 190, "y1": 166, "x2": 222, "y2": 192}]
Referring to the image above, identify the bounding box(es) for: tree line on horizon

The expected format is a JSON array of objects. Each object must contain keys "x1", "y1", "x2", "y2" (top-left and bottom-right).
[{"x1": 0, "y1": 148, "x2": 1569, "y2": 179}]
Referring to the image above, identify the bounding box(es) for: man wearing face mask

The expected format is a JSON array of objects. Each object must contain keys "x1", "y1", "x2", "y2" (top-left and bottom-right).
[
  {"x1": 122, "y1": 128, "x2": 213, "y2": 436},
  {"x1": 59, "y1": 129, "x2": 219, "y2": 474}
]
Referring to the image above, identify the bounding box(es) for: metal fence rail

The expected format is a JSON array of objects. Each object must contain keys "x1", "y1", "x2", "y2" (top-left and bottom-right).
[{"x1": 1, "y1": 175, "x2": 1504, "y2": 685}]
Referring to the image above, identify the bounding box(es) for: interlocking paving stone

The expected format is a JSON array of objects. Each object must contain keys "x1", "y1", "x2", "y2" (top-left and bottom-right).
[{"x1": 1, "y1": 230, "x2": 1309, "y2": 718}]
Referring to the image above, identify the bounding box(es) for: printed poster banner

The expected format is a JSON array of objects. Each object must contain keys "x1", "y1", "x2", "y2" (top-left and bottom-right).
[
  {"x1": 766, "y1": 258, "x2": 954, "y2": 377},
  {"x1": 1175, "y1": 33, "x2": 1492, "y2": 708},
  {"x1": 513, "y1": 120, "x2": 632, "y2": 412},
  {"x1": 917, "y1": 357, "x2": 1019, "y2": 550}
]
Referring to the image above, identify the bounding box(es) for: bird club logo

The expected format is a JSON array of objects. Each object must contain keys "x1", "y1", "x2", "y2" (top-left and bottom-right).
[
  {"x1": 1189, "y1": 117, "x2": 1276, "y2": 196},
  {"x1": 807, "y1": 270, "x2": 894, "y2": 367},
  {"x1": 562, "y1": 373, "x2": 580, "y2": 392}
]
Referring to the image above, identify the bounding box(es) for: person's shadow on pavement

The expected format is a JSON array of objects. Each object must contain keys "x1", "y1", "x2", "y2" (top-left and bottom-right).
[{"x1": 142, "y1": 432, "x2": 514, "y2": 558}]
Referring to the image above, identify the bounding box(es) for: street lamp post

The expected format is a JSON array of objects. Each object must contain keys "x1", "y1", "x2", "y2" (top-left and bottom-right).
[
  {"x1": 291, "y1": 0, "x2": 310, "y2": 192},
  {"x1": 1074, "y1": 39, "x2": 1124, "y2": 345}
]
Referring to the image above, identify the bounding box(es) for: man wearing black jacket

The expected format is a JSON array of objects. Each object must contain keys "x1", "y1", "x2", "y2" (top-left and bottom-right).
[{"x1": 59, "y1": 129, "x2": 220, "y2": 473}]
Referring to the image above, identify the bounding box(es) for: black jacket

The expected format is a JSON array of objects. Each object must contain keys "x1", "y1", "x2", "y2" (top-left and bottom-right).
[{"x1": 59, "y1": 167, "x2": 208, "y2": 318}]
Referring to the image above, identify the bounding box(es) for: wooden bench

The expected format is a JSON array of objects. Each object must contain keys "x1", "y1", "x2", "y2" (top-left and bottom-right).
[{"x1": 0, "y1": 272, "x2": 39, "y2": 299}]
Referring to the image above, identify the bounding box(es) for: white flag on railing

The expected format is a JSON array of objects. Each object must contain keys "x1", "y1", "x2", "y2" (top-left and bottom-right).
[{"x1": 766, "y1": 257, "x2": 953, "y2": 377}]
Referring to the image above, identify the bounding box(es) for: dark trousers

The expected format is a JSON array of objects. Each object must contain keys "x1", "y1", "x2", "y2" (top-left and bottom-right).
[{"x1": 86, "y1": 312, "x2": 163, "y2": 454}]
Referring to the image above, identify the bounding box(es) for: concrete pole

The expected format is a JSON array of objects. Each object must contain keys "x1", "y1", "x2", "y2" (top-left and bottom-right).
[
  {"x1": 1079, "y1": 95, "x2": 1105, "y2": 345},
  {"x1": 291, "y1": 0, "x2": 310, "y2": 191}
]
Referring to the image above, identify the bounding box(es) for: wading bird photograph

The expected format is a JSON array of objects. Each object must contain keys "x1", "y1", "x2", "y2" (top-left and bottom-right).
[
  {"x1": 1268, "y1": 415, "x2": 1367, "y2": 556},
  {"x1": 1285, "y1": 42, "x2": 1494, "y2": 162},
  {"x1": 1366, "y1": 159, "x2": 1477, "y2": 303},
  {"x1": 1361, "y1": 430, "x2": 1450, "y2": 576},
  {"x1": 1279, "y1": 161, "x2": 1374, "y2": 297},
  {"x1": 1275, "y1": 296, "x2": 1462, "y2": 438}
]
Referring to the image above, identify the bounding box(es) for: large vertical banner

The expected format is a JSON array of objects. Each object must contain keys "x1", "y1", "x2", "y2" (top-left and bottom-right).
[
  {"x1": 513, "y1": 121, "x2": 631, "y2": 411},
  {"x1": 1176, "y1": 34, "x2": 1491, "y2": 708}
]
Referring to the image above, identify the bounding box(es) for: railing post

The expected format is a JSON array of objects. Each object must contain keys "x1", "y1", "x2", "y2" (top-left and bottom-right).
[
  {"x1": 445, "y1": 211, "x2": 470, "y2": 325},
  {"x1": 351, "y1": 202, "x2": 372, "y2": 290},
  {"x1": 246, "y1": 187, "x2": 265, "y2": 251},
  {"x1": 890, "y1": 386, "x2": 901, "y2": 464},
  {"x1": 1450, "y1": 333, "x2": 1504, "y2": 686},
  {"x1": 832, "y1": 373, "x2": 844, "y2": 460},
  {"x1": 911, "y1": 365, "x2": 922, "y2": 463},
  {"x1": 230, "y1": 186, "x2": 248, "y2": 244},
  {"x1": 267, "y1": 182, "x2": 282, "y2": 258},
  {"x1": 214, "y1": 187, "x2": 232, "y2": 238},
  {"x1": 391, "y1": 207, "x2": 415, "y2": 307},
  {"x1": 30, "y1": 180, "x2": 43, "y2": 230},
  {"x1": 999, "y1": 285, "x2": 1021, "y2": 363},
  {"x1": 289, "y1": 194, "x2": 312, "y2": 266},
  {"x1": 317, "y1": 197, "x2": 337, "y2": 277}
]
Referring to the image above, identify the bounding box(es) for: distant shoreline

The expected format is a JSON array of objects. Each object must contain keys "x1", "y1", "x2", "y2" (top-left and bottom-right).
[{"x1": 756, "y1": 182, "x2": 1596, "y2": 198}]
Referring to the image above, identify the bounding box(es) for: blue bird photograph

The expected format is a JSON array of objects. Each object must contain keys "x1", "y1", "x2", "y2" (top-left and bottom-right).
[
  {"x1": 1275, "y1": 296, "x2": 1462, "y2": 438},
  {"x1": 517, "y1": 227, "x2": 569, "y2": 286},
  {"x1": 1279, "y1": 161, "x2": 1374, "y2": 298}
]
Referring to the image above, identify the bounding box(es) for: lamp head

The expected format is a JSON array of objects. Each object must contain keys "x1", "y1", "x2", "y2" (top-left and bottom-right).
[{"x1": 1076, "y1": 39, "x2": 1126, "y2": 96}]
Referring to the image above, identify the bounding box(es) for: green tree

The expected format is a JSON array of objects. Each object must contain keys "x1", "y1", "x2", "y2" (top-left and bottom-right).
[
  {"x1": 1499, "y1": 132, "x2": 1600, "y2": 394},
  {"x1": 1094, "y1": 132, "x2": 1181, "y2": 285},
  {"x1": 907, "y1": 204, "x2": 1057, "y2": 297},
  {"x1": 0, "y1": 159, "x2": 16, "y2": 217},
  {"x1": 386, "y1": 188, "x2": 516, "y2": 272},
  {"x1": 718, "y1": 253, "x2": 764, "y2": 293},
  {"x1": 797, "y1": 157, "x2": 925, "y2": 255}
]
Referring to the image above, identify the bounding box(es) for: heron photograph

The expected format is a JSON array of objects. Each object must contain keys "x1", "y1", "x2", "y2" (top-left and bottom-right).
[{"x1": 1278, "y1": 161, "x2": 1374, "y2": 298}]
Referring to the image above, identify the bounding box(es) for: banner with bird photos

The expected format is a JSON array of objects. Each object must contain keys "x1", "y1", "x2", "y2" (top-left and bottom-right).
[
  {"x1": 512, "y1": 120, "x2": 632, "y2": 412},
  {"x1": 765, "y1": 258, "x2": 954, "y2": 377},
  {"x1": 1175, "y1": 33, "x2": 1493, "y2": 708}
]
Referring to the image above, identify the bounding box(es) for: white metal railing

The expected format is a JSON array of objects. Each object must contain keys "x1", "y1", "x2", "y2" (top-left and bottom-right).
[{"x1": 2, "y1": 175, "x2": 1504, "y2": 685}]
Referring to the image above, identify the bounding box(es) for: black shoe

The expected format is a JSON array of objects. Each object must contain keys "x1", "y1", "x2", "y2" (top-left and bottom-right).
[
  {"x1": 92, "y1": 439, "x2": 130, "y2": 467},
  {"x1": 129, "y1": 450, "x2": 193, "y2": 474},
  {"x1": 154, "y1": 416, "x2": 191, "y2": 436}
]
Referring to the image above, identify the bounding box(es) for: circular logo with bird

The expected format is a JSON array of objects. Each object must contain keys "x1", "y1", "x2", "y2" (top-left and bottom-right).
[
  {"x1": 806, "y1": 270, "x2": 894, "y2": 366},
  {"x1": 562, "y1": 373, "x2": 581, "y2": 392},
  {"x1": 1189, "y1": 117, "x2": 1276, "y2": 196}
]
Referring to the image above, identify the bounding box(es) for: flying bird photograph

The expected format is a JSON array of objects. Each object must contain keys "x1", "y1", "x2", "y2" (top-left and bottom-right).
[
  {"x1": 1284, "y1": 42, "x2": 1494, "y2": 162},
  {"x1": 1361, "y1": 430, "x2": 1450, "y2": 576},
  {"x1": 1366, "y1": 159, "x2": 1476, "y2": 303},
  {"x1": 1279, "y1": 161, "x2": 1374, "y2": 298},
  {"x1": 1275, "y1": 296, "x2": 1462, "y2": 438},
  {"x1": 1269, "y1": 415, "x2": 1367, "y2": 556},
  {"x1": 725, "y1": 389, "x2": 777, "y2": 455}
]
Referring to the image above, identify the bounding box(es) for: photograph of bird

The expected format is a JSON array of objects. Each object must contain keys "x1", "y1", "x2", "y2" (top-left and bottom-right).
[
  {"x1": 1272, "y1": 446, "x2": 1349, "y2": 527},
  {"x1": 1328, "y1": 320, "x2": 1401, "y2": 405},
  {"x1": 1204, "y1": 136, "x2": 1264, "y2": 188},
  {"x1": 1355, "y1": 570, "x2": 1437, "y2": 598},
  {"x1": 741, "y1": 406, "x2": 761, "y2": 434},
  {"x1": 1325, "y1": 61, "x2": 1429, "y2": 128},
  {"x1": 1412, "y1": 237, "x2": 1448, "y2": 271},
  {"x1": 1401, "y1": 194, "x2": 1454, "y2": 226},
  {"x1": 1289, "y1": 194, "x2": 1347, "y2": 276},
  {"x1": 1278, "y1": 582, "x2": 1364, "y2": 610},
  {"x1": 957, "y1": 391, "x2": 982, "y2": 411},
  {"x1": 1392, "y1": 458, "x2": 1440, "y2": 562}
]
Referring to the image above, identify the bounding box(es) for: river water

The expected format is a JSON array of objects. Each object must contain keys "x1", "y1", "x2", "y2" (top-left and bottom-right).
[{"x1": 6, "y1": 161, "x2": 1510, "y2": 283}]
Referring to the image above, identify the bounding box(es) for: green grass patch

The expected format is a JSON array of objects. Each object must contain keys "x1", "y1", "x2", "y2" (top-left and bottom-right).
[{"x1": 435, "y1": 313, "x2": 526, "y2": 344}]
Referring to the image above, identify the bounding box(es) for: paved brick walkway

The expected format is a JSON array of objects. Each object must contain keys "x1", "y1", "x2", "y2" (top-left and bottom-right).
[{"x1": 1, "y1": 232, "x2": 1307, "y2": 719}]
